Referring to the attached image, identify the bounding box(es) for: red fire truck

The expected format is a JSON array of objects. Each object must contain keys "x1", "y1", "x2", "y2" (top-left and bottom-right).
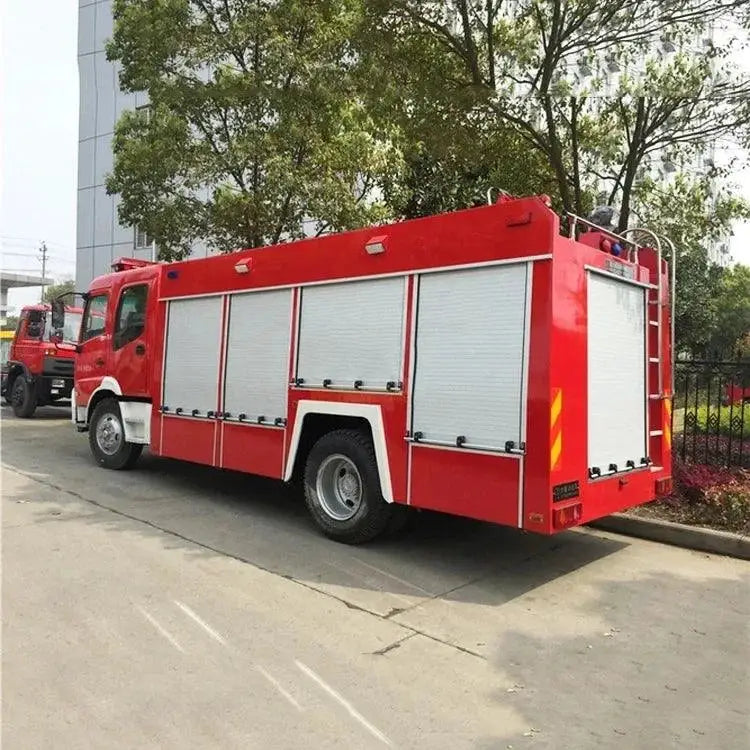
[
  {"x1": 3, "y1": 304, "x2": 83, "y2": 418},
  {"x1": 57, "y1": 194, "x2": 673, "y2": 543}
]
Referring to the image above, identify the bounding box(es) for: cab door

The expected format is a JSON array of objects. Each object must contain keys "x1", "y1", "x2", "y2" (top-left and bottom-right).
[
  {"x1": 75, "y1": 292, "x2": 110, "y2": 409},
  {"x1": 12, "y1": 311, "x2": 45, "y2": 373},
  {"x1": 110, "y1": 282, "x2": 151, "y2": 397}
]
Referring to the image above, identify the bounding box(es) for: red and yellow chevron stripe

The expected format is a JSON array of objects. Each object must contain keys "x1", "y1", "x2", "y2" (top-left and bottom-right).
[
  {"x1": 550, "y1": 388, "x2": 562, "y2": 471},
  {"x1": 664, "y1": 398, "x2": 672, "y2": 449}
]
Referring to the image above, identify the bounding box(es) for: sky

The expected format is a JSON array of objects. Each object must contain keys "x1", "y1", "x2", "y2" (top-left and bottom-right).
[{"x1": 1, "y1": 1, "x2": 749, "y2": 316}]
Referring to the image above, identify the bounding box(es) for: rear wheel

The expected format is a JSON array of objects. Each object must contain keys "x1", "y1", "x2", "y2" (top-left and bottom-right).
[
  {"x1": 304, "y1": 429, "x2": 393, "y2": 544},
  {"x1": 89, "y1": 398, "x2": 143, "y2": 470},
  {"x1": 11, "y1": 377, "x2": 37, "y2": 418}
]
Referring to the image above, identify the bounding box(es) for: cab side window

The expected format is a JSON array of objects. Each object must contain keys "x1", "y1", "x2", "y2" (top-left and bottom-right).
[
  {"x1": 81, "y1": 294, "x2": 108, "y2": 342},
  {"x1": 24, "y1": 311, "x2": 45, "y2": 339},
  {"x1": 114, "y1": 285, "x2": 148, "y2": 350}
]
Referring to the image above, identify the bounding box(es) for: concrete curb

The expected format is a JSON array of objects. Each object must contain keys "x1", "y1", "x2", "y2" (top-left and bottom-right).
[{"x1": 589, "y1": 514, "x2": 750, "y2": 560}]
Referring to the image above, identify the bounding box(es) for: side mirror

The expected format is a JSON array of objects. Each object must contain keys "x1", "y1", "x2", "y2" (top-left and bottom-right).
[{"x1": 51, "y1": 298, "x2": 65, "y2": 330}]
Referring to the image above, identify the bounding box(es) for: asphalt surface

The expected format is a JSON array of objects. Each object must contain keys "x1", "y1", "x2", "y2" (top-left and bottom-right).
[{"x1": 2, "y1": 405, "x2": 749, "y2": 749}]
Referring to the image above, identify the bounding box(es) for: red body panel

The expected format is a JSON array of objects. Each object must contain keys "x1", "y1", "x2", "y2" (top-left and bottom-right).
[
  {"x1": 219, "y1": 423, "x2": 286, "y2": 479},
  {"x1": 409, "y1": 446, "x2": 521, "y2": 526},
  {"x1": 158, "y1": 415, "x2": 216, "y2": 466},
  {"x1": 76, "y1": 195, "x2": 673, "y2": 535}
]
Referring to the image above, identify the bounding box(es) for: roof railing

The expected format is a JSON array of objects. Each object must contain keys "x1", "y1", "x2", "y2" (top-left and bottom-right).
[{"x1": 565, "y1": 212, "x2": 642, "y2": 263}]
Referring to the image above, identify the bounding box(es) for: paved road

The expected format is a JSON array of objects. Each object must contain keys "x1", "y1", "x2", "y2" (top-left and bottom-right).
[{"x1": 2, "y1": 406, "x2": 749, "y2": 749}]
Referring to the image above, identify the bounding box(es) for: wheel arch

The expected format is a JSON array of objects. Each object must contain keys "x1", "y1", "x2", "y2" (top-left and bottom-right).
[
  {"x1": 84, "y1": 377, "x2": 123, "y2": 424},
  {"x1": 284, "y1": 402, "x2": 394, "y2": 503}
]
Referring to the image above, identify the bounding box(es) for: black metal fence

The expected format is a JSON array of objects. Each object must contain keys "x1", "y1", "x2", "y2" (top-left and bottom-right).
[{"x1": 673, "y1": 359, "x2": 749, "y2": 469}]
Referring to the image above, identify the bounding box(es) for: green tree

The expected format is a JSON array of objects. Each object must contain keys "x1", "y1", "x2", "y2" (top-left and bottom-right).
[
  {"x1": 42, "y1": 279, "x2": 75, "y2": 304},
  {"x1": 107, "y1": 0, "x2": 401, "y2": 260},
  {"x1": 633, "y1": 175, "x2": 750, "y2": 356},
  {"x1": 2, "y1": 316, "x2": 19, "y2": 332},
  {"x1": 364, "y1": 1, "x2": 750, "y2": 228},
  {"x1": 380, "y1": 131, "x2": 558, "y2": 220},
  {"x1": 710, "y1": 264, "x2": 750, "y2": 359}
]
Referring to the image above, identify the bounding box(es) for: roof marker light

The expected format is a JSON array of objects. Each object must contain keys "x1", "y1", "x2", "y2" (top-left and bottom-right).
[
  {"x1": 234, "y1": 259, "x2": 252, "y2": 274},
  {"x1": 365, "y1": 235, "x2": 388, "y2": 255}
]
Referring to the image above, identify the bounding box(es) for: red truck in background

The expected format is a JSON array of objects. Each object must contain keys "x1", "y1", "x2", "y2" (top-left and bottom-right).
[
  {"x1": 723, "y1": 382, "x2": 750, "y2": 405},
  {"x1": 56, "y1": 194, "x2": 674, "y2": 544},
  {"x1": 3, "y1": 304, "x2": 83, "y2": 418}
]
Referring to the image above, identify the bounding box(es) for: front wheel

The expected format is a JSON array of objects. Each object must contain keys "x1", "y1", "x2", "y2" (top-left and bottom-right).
[
  {"x1": 89, "y1": 398, "x2": 143, "y2": 470},
  {"x1": 304, "y1": 429, "x2": 393, "y2": 544},
  {"x1": 11, "y1": 377, "x2": 37, "y2": 418}
]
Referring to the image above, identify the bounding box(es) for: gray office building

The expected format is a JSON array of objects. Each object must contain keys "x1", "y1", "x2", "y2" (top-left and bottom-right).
[
  {"x1": 76, "y1": 0, "x2": 209, "y2": 291},
  {"x1": 78, "y1": 0, "x2": 138, "y2": 290}
]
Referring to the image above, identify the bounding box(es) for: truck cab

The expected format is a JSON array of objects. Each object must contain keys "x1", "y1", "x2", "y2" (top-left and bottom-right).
[
  {"x1": 66, "y1": 258, "x2": 158, "y2": 441},
  {"x1": 3, "y1": 304, "x2": 83, "y2": 418}
]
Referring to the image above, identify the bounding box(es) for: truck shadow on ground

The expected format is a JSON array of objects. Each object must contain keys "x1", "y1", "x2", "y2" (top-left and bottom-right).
[
  {"x1": 1, "y1": 404, "x2": 71, "y2": 421},
  {"x1": 5, "y1": 422, "x2": 627, "y2": 611},
  {"x1": 8, "y1": 458, "x2": 628, "y2": 612}
]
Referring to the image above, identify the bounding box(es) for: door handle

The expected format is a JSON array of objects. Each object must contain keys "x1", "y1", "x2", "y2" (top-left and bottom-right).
[
  {"x1": 135, "y1": 344, "x2": 146, "y2": 356},
  {"x1": 95, "y1": 357, "x2": 105, "y2": 367}
]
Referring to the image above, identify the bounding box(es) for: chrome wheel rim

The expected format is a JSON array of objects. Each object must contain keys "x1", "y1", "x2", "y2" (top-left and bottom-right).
[
  {"x1": 96, "y1": 413, "x2": 123, "y2": 455},
  {"x1": 316, "y1": 454, "x2": 363, "y2": 521}
]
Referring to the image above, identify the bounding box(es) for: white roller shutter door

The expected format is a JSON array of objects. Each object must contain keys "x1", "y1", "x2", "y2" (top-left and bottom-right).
[
  {"x1": 224, "y1": 289, "x2": 292, "y2": 422},
  {"x1": 163, "y1": 296, "x2": 223, "y2": 415},
  {"x1": 587, "y1": 272, "x2": 647, "y2": 473},
  {"x1": 412, "y1": 263, "x2": 529, "y2": 449},
  {"x1": 297, "y1": 277, "x2": 405, "y2": 389}
]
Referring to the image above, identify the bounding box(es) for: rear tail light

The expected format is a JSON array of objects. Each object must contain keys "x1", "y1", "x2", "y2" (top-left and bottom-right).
[
  {"x1": 655, "y1": 477, "x2": 673, "y2": 496},
  {"x1": 553, "y1": 502, "x2": 582, "y2": 529}
]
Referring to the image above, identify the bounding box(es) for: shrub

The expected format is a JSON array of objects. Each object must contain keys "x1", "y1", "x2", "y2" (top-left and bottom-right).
[
  {"x1": 643, "y1": 461, "x2": 750, "y2": 533},
  {"x1": 676, "y1": 434, "x2": 750, "y2": 470},
  {"x1": 674, "y1": 461, "x2": 736, "y2": 502},
  {"x1": 689, "y1": 404, "x2": 746, "y2": 437},
  {"x1": 695, "y1": 478, "x2": 750, "y2": 533}
]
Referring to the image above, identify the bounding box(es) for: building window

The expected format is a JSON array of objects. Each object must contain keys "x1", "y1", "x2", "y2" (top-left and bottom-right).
[
  {"x1": 135, "y1": 104, "x2": 151, "y2": 123},
  {"x1": 135, "y1": 226, "x2": 154, "y2": 249}
]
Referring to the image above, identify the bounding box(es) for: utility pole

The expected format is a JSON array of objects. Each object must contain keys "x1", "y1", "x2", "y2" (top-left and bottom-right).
[{"x1": 39, "y1": 241, "x2": 48, "y2": 302}]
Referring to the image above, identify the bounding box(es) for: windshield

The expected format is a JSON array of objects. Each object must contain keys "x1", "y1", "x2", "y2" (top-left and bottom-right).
[
  {"x1": 44, "y1": 311, "x2": 83, "y2": 343},
  {"x1": 62, "y1": 312, "x2": 83, "y2": 343}
]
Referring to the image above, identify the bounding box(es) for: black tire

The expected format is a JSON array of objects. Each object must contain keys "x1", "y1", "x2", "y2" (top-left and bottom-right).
[
  {"x1": 11, "y1": 377, "x2": 37, "y2": 418},
  {"x1": 303, "y1": 429, "x2": 393, "y2": 544},
  {"x1": 88, "y1": 398, "x2": 143, "y2": 470}
]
